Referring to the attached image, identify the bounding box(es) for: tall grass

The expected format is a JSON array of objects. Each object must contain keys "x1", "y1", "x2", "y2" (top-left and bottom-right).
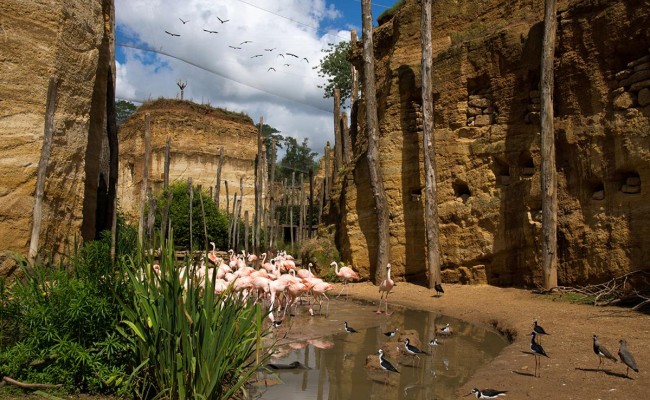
[{"x1": 119, "y1": 231, "x2": 271, "y2": 399}]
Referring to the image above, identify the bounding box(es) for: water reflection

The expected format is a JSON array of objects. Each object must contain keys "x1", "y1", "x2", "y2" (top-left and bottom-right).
[{"x1": 251, "y1": 304, "x2": 508, "y2": 399}]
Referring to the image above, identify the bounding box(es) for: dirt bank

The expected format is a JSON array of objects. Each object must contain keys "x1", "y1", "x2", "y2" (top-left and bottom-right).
[{"x1": 339, "y1": 281, "x2": 649, "y2": 399}]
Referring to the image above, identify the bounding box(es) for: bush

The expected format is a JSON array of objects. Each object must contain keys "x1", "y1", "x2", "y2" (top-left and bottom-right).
[
  {"x1": 300, "y1": 232, "x2": 340, "y2": 281},
  {"x1": 155, "y1": 183, "x2": 230, "y2": 250},
  {"x1": 119, "y1": 231, "x2": 272, "y2": 399}
]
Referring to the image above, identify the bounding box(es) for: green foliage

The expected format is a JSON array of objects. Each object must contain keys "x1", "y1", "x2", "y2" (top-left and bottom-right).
[
  {"x1": 0, "y1": 235, "x2": 134, "y2": 396},
  {"x1": 116, "y1": 100, "x2": 138, "y2": 126},
  {"x1": 156, "y1": 183, "x2": 230, "y2": 251},
  {"x1": 377, "y1": 0, "x2": 405, "y2": 24},
  {"x1": 300, "y1": 235, "x2": 340, "y2": 281},
  {"x1": 257, "y1": 123, "x2": 285, "y2": 164},
  {"x1": 276, "y1": 137, "x2": 318, "y2": 182},
  {"x1": 314, "y1": 40, "x2": 353, "y2": 105},
  {"x1": 119, "y1": 232, "x2": 272, "y2": 399}
]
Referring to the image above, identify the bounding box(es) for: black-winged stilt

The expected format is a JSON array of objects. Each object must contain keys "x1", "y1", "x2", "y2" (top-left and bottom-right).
[
  {"x1": 533, "y1": 319, "x2": 549, "y2": 344},
  {"x1": 384, "y1": 328, "x2": 399, "y2": 337},
  {"x1": 464, "y1": 388, "x2": 508, "y2": 398},
  {"x1": 530, "y1": 331, "x2": 549, "y2": 377},
  {"x1": 617, "y1": 339, "x2": 639, "y2": 378},
  {"x1": 592, "y1": 335, "x2": 617, "y2": 370},
  {"x1": 378, "y1": 348, "x2": 399, "y2": 383},
  {"x1": 404, "y1": 338, "x2": 428, "y2": 365},
  {"x1": 343, "y1": 321, "x2": 358, "y2": 333},
  {"x1": 434, "y1": 281, "x2": 444, "y2": 296}
]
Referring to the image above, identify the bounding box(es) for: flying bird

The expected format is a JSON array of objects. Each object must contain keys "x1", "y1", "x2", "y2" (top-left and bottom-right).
[
  {"x1": 303, "y1": 57, "x2": 309, "y2": 63},
  {"x1": 203, "y1": 29, "x2": 218, "y2": 34},
  {"x1": 264, "y1": 48, "x2": 276, "y2": 51},
  {"x1": 217, "y1": 16, "x2": 229, "y2": 23},
  {"x1": 284, "y1": 63, "x2": 291, "y2": 67},
  {"x1": 240, "y1": 40, "x2": 252, "y2": 45},
  {"x1": 179, "y1": 18, "x2": 189, "y2": 24},
  {"x1": 286, "y1": 52, "x2": 299, "y2": 58},
  {"x1": 228, "y1": 46, "x2": 242, "y2": 50},
  {"x1": 267, "y1": 67, "x2": 276, "y2": 72},
  {"x1": 164, "y1": 30, "x2": 180, "y2": 37},
  {"x1": 250, "y1": 54, "x2": 263, "y2": 58}
]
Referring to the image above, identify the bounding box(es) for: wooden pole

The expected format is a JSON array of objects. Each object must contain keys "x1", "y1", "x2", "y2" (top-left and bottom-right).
[
  {"x1": 106, "y1": 69, "x2": 119, "y2": 264},
  {"x1": 229, "y1": 192, "x2": 238, "y2": 250},
  {"x1": 138, "y1": 113, "x2": 151, "y2": 246},
  {"x1": 324, "y1": 142, "x2": 331, "y2": 200},
  {"x1": 161, "y1": 137, "x2": 171, "y2": 242},
  {"x1": 255, "y1": 116, "x2": 263, "y2": 253},
  {"x1": 289, "y1": 172, "x2": 295, "y2": 253},
  {"x1": 308, "y1": 169, "x2": 314, "y2": 239},
  {"x1": 541, "y1": 0, "x2": 559, "y2": 289},
  {"x1": 318, "y1": 178, "x2": 324, "y2": 226},
  {"x1": 198, "y1": 184, "x2": 207, "y2": 250},
  {"x1": 342, "y1": 111, "x2": 352, "y2": 165},
  {"x1": 29, "y1": 76, "x2": 57, "y2": 263},
  {"x1": 299, "y1": 173, "x2": 305, "y2": 245},
  {"x1": 351, "y1": 29, "x2": 359, "y2": 106},
  {"x1": 225, "y1": 180, "x2": 230, "y2": 219},
  {"x1": 362, "y1": 0, "x2": 391, "y2": 284},
  {"x1": 237, "y1": 177, "x2": 244, "y2": 250},
  {"x1": 421, "y1": 0, "x2": 442, "y2": 287},
  {"x1": 268, "y1": 139, "x2": 277, "y2": 249},
  {"x1": 244, "y1": 210, "x2": 250, "y2": 255},
  {"x1": 188, "y1": 177, "x2": 193, "y2": 251},
  {"x1": 147, "y1": 187, "x2": 156, "y2": 250},
  {"x1": 215, "y1": 147, "x2": 224, "y2": 209},
  {"x1": 333, "y1": 88, "x2": 342, "y2": 182}
]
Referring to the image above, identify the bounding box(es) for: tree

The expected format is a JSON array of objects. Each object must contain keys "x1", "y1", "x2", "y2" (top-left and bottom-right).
[
  {"x1": 116, "y1": 100, "x2": 137, "y2": 126},
  {"x1": 314, "y1": 41, "x2": 353, "y2": 106},
  {"x1": 256, "y1": 122, "x2": 284, "y2": 164},
  {"x1": 362, "y1": 0, "x2": 391, "y2": 284},
  {"x1": 540, "y1": 0, "x2": 558, "y2": 289},
  {"x1": 420, "y1": 0, "x2": 442, "y2": 288},
  {"x1": 276, "y1": 137, "x2": 318, "y2": 182}
]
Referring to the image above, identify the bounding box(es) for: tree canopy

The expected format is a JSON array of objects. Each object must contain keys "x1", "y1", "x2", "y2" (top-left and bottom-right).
[
  {"x1": 314, "y1": 41, "x2": 353, "y2": 106},
  {"x1": 276, "y1": 137, "x2": 318, "y2": 182},
  {"x1": 116, "y1": 100, "x2": 138, "y2": 126}
]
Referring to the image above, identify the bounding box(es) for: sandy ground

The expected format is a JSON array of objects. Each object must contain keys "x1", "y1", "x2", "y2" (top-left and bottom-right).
[{"x1": 338, "y1": 281, "x2": 649, "y2": 399}]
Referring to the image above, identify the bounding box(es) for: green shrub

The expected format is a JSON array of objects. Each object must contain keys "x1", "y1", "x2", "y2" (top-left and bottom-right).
[
  {"x1": 119, "y1": 231, "x2": 272, "y2": 399},
  {"x1": 156, "y1": 183, "x2": 230, "y2": 251}
]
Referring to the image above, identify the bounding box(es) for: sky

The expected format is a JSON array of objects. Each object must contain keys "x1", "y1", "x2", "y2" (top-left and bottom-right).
[{"x1": 115, "y1": 0, "x2": 395, "y2": 157}]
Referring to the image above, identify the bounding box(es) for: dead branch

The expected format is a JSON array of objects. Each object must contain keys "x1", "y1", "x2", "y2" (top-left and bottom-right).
[{"x1": 2, "y1": 376, "x2": 62, "y2": 389}]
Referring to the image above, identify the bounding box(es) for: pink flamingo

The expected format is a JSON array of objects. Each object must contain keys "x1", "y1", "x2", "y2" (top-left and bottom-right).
[
  {"x1": 207, "y1": 242, "x2": 219, "y2": 266},
  {"x1": 377, "y1": 263, "x2": 395, "y2": 314},
  {"x1": 331, "y1": 261, "x2": 359, "y2": 299},
  {"x1": 297, "y1": 262, "x2": 315, "y2": 279},
  {"x1": 309, "y1": 281, "x2": 333, "y2": 316}
]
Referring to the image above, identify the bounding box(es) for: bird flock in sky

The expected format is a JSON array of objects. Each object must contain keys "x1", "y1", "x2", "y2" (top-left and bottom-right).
[{"x1": 163, "y1": 16, "x2": 310, "y2": 73}]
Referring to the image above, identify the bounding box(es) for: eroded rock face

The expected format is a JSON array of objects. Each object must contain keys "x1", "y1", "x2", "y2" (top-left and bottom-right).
[
  {"x1": 117, "y1": 99, "x2": 260, "y2": 225},
  {"x1": 0, "y1": 0, "x2": 115, "y2": 273},
  {"x1": 339, "y1": 0, "x2": 650, "y2": 287}
]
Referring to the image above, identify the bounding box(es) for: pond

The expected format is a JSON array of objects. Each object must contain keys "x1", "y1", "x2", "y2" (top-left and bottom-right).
[{"x1": 250, "y1": 298, "x2": 508, "y2": 399}]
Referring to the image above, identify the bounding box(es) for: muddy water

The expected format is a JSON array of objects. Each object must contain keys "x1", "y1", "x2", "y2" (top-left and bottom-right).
[{"x1": 251, "y1": 298, "x2": 508, "y2": 399}]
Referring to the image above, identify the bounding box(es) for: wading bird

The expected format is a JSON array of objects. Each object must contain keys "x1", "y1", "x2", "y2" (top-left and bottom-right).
[
  {"x1": 592, "y1": 335, "x2": 617, "y2": 370},
  {"x1": 332, "y1": 261, "x2": 359, "y2": 299},
  {"x1": 465, "y1": 388, "x2": 508, "y2": 398},
  {"x1": 377, "y1": 263, "x2": 395, "y2": 314},
  {"x1": 533, "y1": 319, "x2": 549, "y2": 344},
  {"x1": 434, "y1": 281, "x2": 444, "y2": 296},
  {"x1": 618, "y1": 338, "x2": 639, "y2": 378},
  {"x1": 529, "y1": 331, "x2": 549, "y2": 377},
  {"x1": 404, "y1": 338, "x2": 428, "y2": 366},
  {"x1": 378, "y1": 349, "x2": 399, "y2": 384}
]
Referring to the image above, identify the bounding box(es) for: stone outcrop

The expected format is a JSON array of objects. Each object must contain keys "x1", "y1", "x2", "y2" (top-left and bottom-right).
[
  {"x1": 0, "y1": 0, "x2": 115, "y2": 274},
  {"x1": 118, "y1": 99, "x2": 261, "y2": 224},
  {"x1": 338, "y1": 0, "x2": 650, "y2": 287}
]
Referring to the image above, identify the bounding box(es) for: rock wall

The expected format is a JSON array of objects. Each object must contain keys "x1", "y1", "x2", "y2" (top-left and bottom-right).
[
  {"x1": 118, "y1": 99, "x2": 261, "y2": 225},
  {"x1": 340, "y1": 0, "x2": 650, "y2": 287},
  {"x1": 0, "y1": 0, "x2": 115, "y2": 273}
]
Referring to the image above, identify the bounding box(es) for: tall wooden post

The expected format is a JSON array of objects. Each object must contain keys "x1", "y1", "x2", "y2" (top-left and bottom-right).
[
  {"x1": 255, "y1": 117, "x2": 263, "y2": 253},
  {"x1": 351, "y1": 29, "x2": 359, "y2": 106},
  {"x1": 161, "y1": 137, "x2": 171, "y2": 242},
  {"x1": 29, "y1": 76, "x2": 57, "y2": 263},
  {"x1": 225, "y1": 180, "x2": 230, "y2": 219},
  {"x1": 244, "y1": 210, "x2": 250, "y2": 255},
  {"x1": 308, "y1": 169, "x2": 314, "y2": 239},
  {"x1": 299, "y1": 173, "x2": 305, "y2": 244},
  {"x1": 188, "y1": 177, "x2": 193, "y2": 251},
  {"x1": 289, "y1": 172, "x2": 295, "y2": 252},
  {"x1": 541, "y1": 0, "x2": 559, "y2": 289},
  {"x1": 147, "y1": 188, "x2": 156, "y2": 250},
  {"x1": 214, "y1": 147, "x2": 224, "y2": 209},
  {"x1": 268, "y1": 139, "x2": 277, "y2": 248},
  {"x1": 198, "y1": 184, "x2": 207, "y2": 250},
  {"x1": 421, "y1": 0, "x2": 442, "y2": 287},
  {"x1": 342, "y1": 111, "x2": 352, "y2": 165},
  {"x1": 333, "y1": 88, "x2": 342, "y2": 182},
  {"x1": 106, "y1": 69, "x2": 119, "y2": 264},
  {"x1": 362, "y1": 0, "x2": 391, "y2": 284},
  {"x1": 138, "y1": 113, "x2": 151, "y2": 245},
  {"x1": 324, "y1": 142, "x2": 331, "y2": 198}
]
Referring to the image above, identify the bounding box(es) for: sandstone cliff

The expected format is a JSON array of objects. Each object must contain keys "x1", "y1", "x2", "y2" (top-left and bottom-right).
[
  {"x1": 118, "y1": 99, "x2": 261, "y2": 224},
  {"x1": 0, "y1": 0, "x2": 115, "y2": 274},
  {"x1": 339, "y1": 0, "x2": 650, "y2": 287}
]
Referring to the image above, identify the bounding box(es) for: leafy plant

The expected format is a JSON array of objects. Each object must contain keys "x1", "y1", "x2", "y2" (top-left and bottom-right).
[
  {"x1": 119, "y1": 231, "x2": 272, "y2": 399},
  {"x1": 314, "y1": 40, "x2": 353, "y2": 105}
]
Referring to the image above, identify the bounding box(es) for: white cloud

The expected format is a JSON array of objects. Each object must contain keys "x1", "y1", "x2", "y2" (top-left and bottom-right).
[{"x1": 115, "y1": 0, "x2": 351, "y2": 157}]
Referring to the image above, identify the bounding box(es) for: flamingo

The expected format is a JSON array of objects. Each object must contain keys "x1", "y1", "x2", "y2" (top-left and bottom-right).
[
  {"x1": 376, "y1": 263, "x2": 395, "y2": 314},
  {"x1": 332, "y1": 261, "x2": 359, "y2": 299},
  {"x1": 207, "y1": 242, "x2": 219, "y2": 265},
  {"x1": 309, "y1": 281, "x2": 333, "y2": 316},
  {"x1": 297, "y1": 262, "x2": 315, "y2": 279}
]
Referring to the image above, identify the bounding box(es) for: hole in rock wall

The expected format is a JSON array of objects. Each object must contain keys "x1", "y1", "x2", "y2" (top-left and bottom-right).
[
  {"x1": 452, "y1": 180, "x2": 471, "y2": 202},
  {"x1": 617, "y1": 171, "x2": 641, "y2": 194},
  {"x1": 589, "y1": 180, "x2": 605, "y2": 200},
  {"x1": 518, "y1": 151, "x2": 535, "y2": 176},
  {"x1": 493, "y1": 156, "x2": 511, "y2": 185},
  {"x1": 466, "y1": 75, "x2": 496, "y2": 126},
  {"x1": 410, "y1": 188, "x2": 422, "y2": 202},
  {"x1": 524, "y1": 70, "x2": 540, "y2": 124}
]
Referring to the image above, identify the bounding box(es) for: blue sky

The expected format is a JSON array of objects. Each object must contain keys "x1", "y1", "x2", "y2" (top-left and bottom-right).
[{"x1": 114, "y1": 0, "x2": 395, "y2": 156}]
